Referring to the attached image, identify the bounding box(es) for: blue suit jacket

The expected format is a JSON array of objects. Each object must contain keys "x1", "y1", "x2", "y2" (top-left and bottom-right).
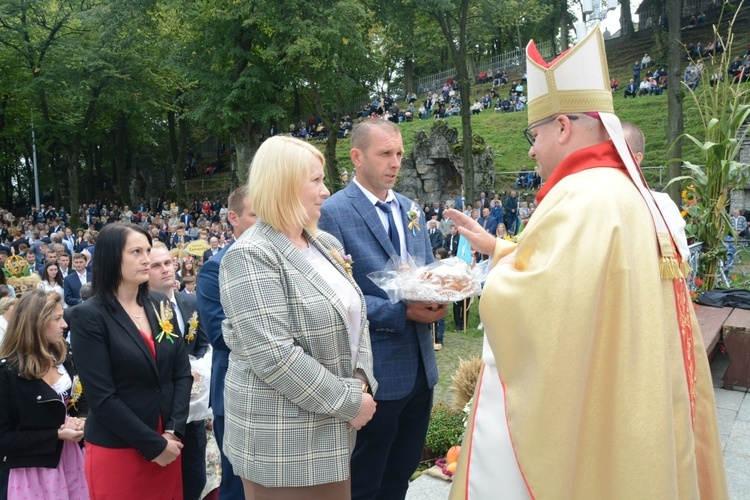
[
  {"x1": 319, "y1": 182, "x2": 438, "y2": 400},
  {"x1": 196, "y1": 240, "x2": 233, "y2": 416},
  {"x1": 63, "y1": 272, "x2": 90, "y2": 307}
]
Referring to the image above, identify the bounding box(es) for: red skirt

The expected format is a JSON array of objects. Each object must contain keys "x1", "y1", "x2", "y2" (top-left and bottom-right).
[{"x1": 85, "y1": 442, "x2": 182, "y2": 500}]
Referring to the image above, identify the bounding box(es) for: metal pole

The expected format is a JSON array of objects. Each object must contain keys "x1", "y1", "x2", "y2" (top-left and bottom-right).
[{"x1": 31, "y1": 120, "x2": 40, "y2": 209}]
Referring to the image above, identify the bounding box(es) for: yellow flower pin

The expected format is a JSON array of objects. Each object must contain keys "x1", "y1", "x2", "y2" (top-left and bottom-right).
[
  {"x1": 329, "y1": 248, "x2": 354, "y2": 278},
  {"x1": 154, "y1": 301, "x2": 178, "y2": 344},
  {"x1": 407, "y1": 203, "x2": 421, "y2": 235},
  {"x1": 186, "y1": 311, "x2": 199, "y2": 344},
  {"x1": 68, "y1": 375, "x2": 83, "y2": 411}
]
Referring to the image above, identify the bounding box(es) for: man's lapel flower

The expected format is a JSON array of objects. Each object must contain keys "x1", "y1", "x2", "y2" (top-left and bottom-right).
[
  {"x1": 186, "y1": 311, "x2": 198, "y2": 344},
  {"x1": 68, "y1": 375, "x2": 83, "y2": 411},
  {"x1": 154, "y1": 301, "x2": 178, "y2": 344},
  {"x1": 330, "y1": 248, "x2": 354, "y2": 277},
  {"x1": 407, "y1": 203, "x2": 421, "y2": 235}
]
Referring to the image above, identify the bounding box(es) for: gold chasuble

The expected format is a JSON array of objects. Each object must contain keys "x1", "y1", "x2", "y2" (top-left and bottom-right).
[{"x1": 449, "y1": 141, "x2": 727, "y2": 499}]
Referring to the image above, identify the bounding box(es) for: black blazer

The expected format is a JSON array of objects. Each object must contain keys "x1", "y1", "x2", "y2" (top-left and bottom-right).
[
  {"x1": 202, "y1": 248, "x2": 219, "y2": 262},
  {"x1": 0, "y1": 349, "x2": 88, "y2": 469},
  {"x1": 70, "y1": 291, "x2": 192, "y2": 461},
  {"x1": 443, "y1": 233, "x2": 460, "y2": 256},
  {"x1": 172, "y1": 291, "x2": 209, "y2": 359}
]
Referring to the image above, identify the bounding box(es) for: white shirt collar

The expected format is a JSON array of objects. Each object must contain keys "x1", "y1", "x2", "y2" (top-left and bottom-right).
[{"x1": 352, "y1": 177, "x2": 399, "y2": 208}]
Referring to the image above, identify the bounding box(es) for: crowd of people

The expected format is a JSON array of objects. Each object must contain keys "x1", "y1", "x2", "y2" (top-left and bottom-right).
[{"x1": 0, "y1": 23, "x2": 732, "y2": 500}]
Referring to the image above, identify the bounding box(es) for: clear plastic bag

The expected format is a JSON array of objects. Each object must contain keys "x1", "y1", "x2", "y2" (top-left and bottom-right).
[
  {"x1": 367, "y1": 256, "x2": 488, "y2": 304},
  {"x1": 188, "y1": 349, "x2": 212, "y2": 422}
]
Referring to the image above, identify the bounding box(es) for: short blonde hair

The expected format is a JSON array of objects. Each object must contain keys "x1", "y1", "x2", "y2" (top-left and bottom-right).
[{"x1": 248, "y1": 136, "x2": 325, "y2": 234}]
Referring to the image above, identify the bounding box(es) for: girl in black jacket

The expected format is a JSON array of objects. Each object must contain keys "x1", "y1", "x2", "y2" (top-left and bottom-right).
[{"x1": 0, "y1": 290, "x2": 88, "y2": 499}]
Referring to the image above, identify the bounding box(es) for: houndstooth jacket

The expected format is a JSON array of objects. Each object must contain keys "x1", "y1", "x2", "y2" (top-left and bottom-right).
[{"x1": 218, "y1": 220, "x2": 376, "y2": 488}]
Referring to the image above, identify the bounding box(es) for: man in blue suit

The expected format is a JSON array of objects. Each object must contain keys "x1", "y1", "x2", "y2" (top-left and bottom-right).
[
  {"x1": 319, "y1": 120, "x2": 447, "y2": 500},
  {"x1": 195, "y1": 186, "x2": 255, "y2": 500},
  {"x1": 64, "y1": 253, "x2": 91, "y2": 307}
]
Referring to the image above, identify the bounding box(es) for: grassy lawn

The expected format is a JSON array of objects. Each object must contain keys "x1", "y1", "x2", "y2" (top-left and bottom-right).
[
  {"x1": 331, "y1": 89, "x2": 709, "y2": 195},
  {"x1": 330, "y1": 8, "x2": 750, "y2": 195},
  {"x1": 432, "y1": 301, "x2": 483, "y2": 408}
]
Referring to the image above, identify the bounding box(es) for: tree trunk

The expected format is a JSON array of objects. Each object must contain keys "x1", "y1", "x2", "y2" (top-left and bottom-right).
[
  {"x1": 666, "y1": 0, "x2": 683, "y2": 205},
  {"x1": 233, "y1": 123, "x2": 260, "y2": 189},
  {"x1": 560, "y1": 0, "x2": 569, "y2": 51},
  {"x1": 458, "y1": 76, "x2": 474, "y2": 204},
  {"x1": 404, "y1": 57, "x2": 415, "y2": 93},
  {"x1": 66, "y1": 144, "x2": 81, "y2": 216},
  {"x1": 620, "y1": 0, "x2": 635, "y2": 37},
  {"x1": 433, "y1": 0, "x2": 474, "y2": 203},
  {"x1": 293, "y1": 85, "x2": 301, "y2": 124},
  {"x1": 167, "y1": 109, "x2": 178, "y2": 164},
  {"x1": 114, "y1": 111, "x2": 128, "y2": 199},
  {"x1": 175, "y1": 117, "x2": 188, "y2": 201},
  {"x1": 324, "y1": 116, "x2": 341, "y2": 193}
]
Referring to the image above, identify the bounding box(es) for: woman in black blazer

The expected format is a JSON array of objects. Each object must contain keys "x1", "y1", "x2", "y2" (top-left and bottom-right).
[
  {"x1": 71, "y1": 223, "x2": 192, "y2": 499},
  {"x1": 0, "y1": 290, "x2": 88, "y2": 499}
]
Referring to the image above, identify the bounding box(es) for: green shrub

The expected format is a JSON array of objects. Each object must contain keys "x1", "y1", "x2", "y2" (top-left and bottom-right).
[{"x1": 424, "y1": 403, "x2": 464, "y2": 458}]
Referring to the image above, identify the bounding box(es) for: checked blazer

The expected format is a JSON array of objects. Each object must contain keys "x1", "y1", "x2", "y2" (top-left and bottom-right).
[
  {"x1": 319, "y1": 182, "x2": 439, "y2": 400},
  {"x1": 218, "y1": 221, "x2": 376, "y2": 488}
]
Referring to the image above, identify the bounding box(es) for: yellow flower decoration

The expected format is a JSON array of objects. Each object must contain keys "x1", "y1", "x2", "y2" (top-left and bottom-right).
[
  {"x1": 329, "y1": 248, "x2": 354, "y2": 278},
  {"x1": 154, "y1": 301, "x2": 178, "y2": 344},
  {"x1": 68, "y1": 375, "x2": 83, "y2": 411},
  {"x1": 407, "y1": 203, "x2": 421, "y2": 235},
  {"x1": 186, "y1": 311, "x2": 198, "y2": 344}
]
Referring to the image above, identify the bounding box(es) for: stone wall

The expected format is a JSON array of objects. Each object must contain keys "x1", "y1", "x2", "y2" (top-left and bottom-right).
[
  {"x1": 396, "y1": 120, "x2": 494, "y2": 203},
  {"x1": 729, "y1": 125, "x2": 750, "y2": 212}
]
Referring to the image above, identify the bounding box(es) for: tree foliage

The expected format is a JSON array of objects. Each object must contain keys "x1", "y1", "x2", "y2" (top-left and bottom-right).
[{"x1": 0, "y1": 0, "x2": 573, "y2": 212}]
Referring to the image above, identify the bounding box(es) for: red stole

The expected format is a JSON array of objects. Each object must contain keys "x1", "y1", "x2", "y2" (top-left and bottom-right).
[{"x1": 536, "y1": 140, "x2": 625, "y2": 206}]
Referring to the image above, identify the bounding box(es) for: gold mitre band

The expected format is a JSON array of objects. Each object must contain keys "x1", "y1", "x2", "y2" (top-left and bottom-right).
[{"x1": 526, "y1": 24, "x2": 613, "y2": 125}]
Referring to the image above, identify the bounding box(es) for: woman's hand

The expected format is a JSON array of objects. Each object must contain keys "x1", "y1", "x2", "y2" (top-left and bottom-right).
[
  {"x1": 152, "y1": 435, "x2": 184, "y2": 467},
  {"x1": 61, "y1": 417, "x2": 86, "y2": 432},
  {"x1": 349, "y1": 393, "x2": 376, "y2": 430},
  {"x1": 444, "y1": 209, "x2": 497, "y2": 256},
  {"x1": 57, "y1": 428, "x2": 84, "y2": 442}
]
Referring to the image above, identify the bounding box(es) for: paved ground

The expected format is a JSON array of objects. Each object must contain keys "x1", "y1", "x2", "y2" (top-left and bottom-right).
[
  {"x1": 408, "y1": 339, "x2": 750, "y2": 499},
  {"x1": 711, "y1": 352, "x2": 750, "y2": 499}
]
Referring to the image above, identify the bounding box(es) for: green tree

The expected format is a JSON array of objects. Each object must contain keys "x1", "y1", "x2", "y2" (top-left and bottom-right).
[
  {"x1": 170, "y1": 0, "x2": 287, "y2": 187},
  {"x1": 274, "y1": 0, "x2": 377, "y2": 189}
]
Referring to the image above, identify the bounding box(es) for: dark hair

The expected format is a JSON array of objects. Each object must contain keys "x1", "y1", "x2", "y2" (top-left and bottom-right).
[
  {"x1": 41, "y1": 261, "x2": 63, "y2": 287},
  {"x1": 92, "y1": 223, "x2": 152, "y2": 310}
]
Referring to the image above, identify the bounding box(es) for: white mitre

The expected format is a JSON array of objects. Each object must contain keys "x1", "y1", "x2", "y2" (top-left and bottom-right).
[
  {"x1": 525, "y1": 24, "x2": 688, "y2": 277},
  {"x1": 526, "y1": 26, "x2": 613, "y2": 125}
]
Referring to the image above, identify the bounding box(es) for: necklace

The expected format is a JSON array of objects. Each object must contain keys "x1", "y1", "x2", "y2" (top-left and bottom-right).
[{"x1": 125, "y1": 309, "x2": 144, "y2": 329}]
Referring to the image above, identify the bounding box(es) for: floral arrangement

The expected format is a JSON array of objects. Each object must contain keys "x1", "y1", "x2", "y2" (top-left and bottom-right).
[
  {"x1": 407, "y1": 203, "x2": 421, "y2": 235},
  {"x1": 153, "y1": 301, "x2": 178, "y2": 343},
  {"x1": 330, "y1": 248, "x2": 354, "y2": 277},
  {"x1": 186, "y1": 311, "x2": 199, "y2": 344},
  {"x1": 671, "y1": 7, "x2": 750, "y2": 290},
  {"x1": 68, "y1": 375, "x2": 83, "y2": 411}
]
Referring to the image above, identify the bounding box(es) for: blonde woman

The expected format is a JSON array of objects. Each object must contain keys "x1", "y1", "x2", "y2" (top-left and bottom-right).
[
  {"x1": 220, "y1": 136, "x2": 377, "y2": 499},
  {"x1": 0, "y1": 290, "x2": 88, "y2": 498},
  {"x1": 495, "y1": 223, "x2": 511, "y2": 240}
]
